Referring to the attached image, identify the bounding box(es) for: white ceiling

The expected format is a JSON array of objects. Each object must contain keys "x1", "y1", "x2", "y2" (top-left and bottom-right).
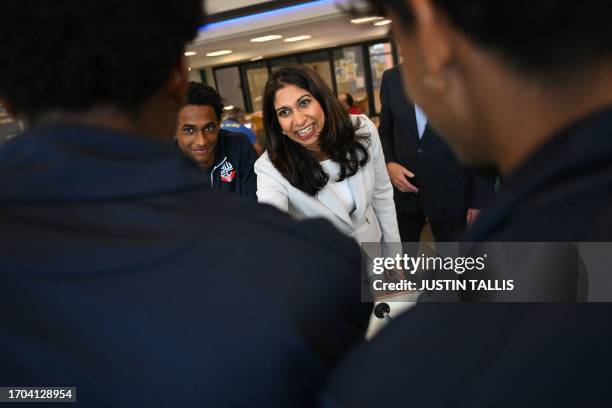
[
  {"x1": 188, "y1": 0, "x2": 389, "y2": 68},
  {"x1": 204, "y1": 0, "x2": 271, "y2": 15}
]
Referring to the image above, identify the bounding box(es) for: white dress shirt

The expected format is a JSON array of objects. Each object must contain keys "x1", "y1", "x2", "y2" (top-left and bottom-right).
[{"x1": 414, "y1": 104, "x2": 428, "y2": 139}]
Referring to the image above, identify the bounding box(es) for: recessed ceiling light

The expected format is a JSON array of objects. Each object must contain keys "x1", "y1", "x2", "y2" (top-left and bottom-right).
[
  {"x1": 184, "y1": 51, "x2": 197, "y2": 56},
  {"x1": 374, "y1": 19, "x2": 392, "y2": 26},
  {"x1": 206, "y1": 50, "x2": 233, "y2": 57},
  {"x1": 350, "y1": 16, "x2": 384, "y2": 24},
  {"x1": 250, "y1": 56, "x2": 264, "y2": 61},
  {"x1": 284, "y1": 35, "x2": 312, "y2": 43},
  {"x1": 250, "y1": 35, "x2": 283, "y2": 43}
]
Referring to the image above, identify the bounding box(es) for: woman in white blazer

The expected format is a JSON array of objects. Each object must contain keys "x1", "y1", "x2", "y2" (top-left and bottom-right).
[{"x1": 254, "y1": 65, "x2": 400, "y2": 244}]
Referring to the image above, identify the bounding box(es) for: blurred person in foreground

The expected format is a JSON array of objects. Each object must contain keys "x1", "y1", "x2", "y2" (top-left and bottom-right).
[
  {"x1": 0, "y1": 2, "x2": 371, "y2": 406},
  {"x1": 176, "y1": 82, "x2": 257, "y2": 200},
  {"x1": 322, "y1": 0, "x2": 612, "y2": 407}
]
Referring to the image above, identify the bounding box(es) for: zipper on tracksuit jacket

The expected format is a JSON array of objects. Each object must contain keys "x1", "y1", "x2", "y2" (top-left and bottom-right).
[{"x1": 209, "y1": 156, "x2": 227, "y2": 190}]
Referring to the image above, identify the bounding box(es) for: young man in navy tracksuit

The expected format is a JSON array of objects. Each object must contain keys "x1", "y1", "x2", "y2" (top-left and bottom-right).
[{"x1": 176, "y1": 82, "x2": 257, "y2": 200}]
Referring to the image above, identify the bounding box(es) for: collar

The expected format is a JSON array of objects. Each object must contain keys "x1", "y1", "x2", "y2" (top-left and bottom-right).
[
  {"x1": 210, "y1": 129, "x2": 227, "y2": 170},
  {"x1": 207, "y1": 130, "x2": 238, "y2": 178}
]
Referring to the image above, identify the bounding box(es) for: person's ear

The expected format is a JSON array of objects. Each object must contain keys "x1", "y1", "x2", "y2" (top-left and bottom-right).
[
  {"x1": 0, "y1": 98, "x2": 27, "y2": 130},
  {"x1": 409, "y1": 0, "x2": 453, "y2": 92},
  {"x1": 166, "y1": 55, "x2": 189, "y2": 107}
]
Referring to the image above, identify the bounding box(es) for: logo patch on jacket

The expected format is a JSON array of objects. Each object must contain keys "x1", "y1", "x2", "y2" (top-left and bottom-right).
[{"x1": 220, "y1": 161, "x2": 236, "y2": 183}]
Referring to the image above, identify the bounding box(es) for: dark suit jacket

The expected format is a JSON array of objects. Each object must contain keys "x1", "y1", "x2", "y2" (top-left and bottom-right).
[
  {"x1": 322, "y1": 107, "x2": 612, "y2": 407},
  {"x1": 0, "y1": 124, "x2": 371, "y2": 407},
  {"x1": 379, "y1": 65, "x2": 494, "y2": 221}
]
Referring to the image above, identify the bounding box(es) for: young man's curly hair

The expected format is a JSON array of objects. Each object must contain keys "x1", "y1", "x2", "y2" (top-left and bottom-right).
[
  {"x1": 0, "y1": 0, "x2": 203, "y2": 121},
  {"x1": 186, "y1": 82, "x2": 224, "y2": 121}
]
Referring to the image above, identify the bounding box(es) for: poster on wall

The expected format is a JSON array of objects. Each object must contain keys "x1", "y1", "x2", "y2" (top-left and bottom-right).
[{"x1": 0, "y1": 103, "x2": 21, "y2": 145}]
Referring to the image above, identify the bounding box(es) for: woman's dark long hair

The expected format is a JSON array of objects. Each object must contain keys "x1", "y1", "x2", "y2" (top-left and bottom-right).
[{"x1": 262, "y1": 65, "x2": 370, "y2": 196}]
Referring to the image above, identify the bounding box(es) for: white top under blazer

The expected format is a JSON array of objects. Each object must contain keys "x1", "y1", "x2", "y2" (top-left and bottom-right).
[{"x1": 254, "y1": 115, "x2": 401, "y2": 244}]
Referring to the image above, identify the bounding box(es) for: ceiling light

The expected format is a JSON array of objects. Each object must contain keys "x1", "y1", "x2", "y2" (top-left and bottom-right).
[
  {"x1": 350, "y1": 16, "x2": 384, "y2": 24},
  {"x1": 374, "y1": 19, "x2": 392, "y2": 26},
  {"x1": 250, "y1": 35, "x2": 283, "y2": 43},
  {"x1": 284, "y1": 35, "x2": 312, "y2": 43},
  {"x1": 224, "y1": 105, "x2": 235, "y2": 111},
  {"x1": 206, "y1": 50, "x2": 233, "y2": 57},
  {"x1": 184, "y1": 51, "x2": 197, "y2": 56}
]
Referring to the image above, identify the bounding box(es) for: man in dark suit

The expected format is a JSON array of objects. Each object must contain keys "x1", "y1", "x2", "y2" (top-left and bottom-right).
[
  {"x1": 322, "y1": 0, "x2": 612, "y2": 406},
  {"x1": 379, "y1": 65, "x2": 494, "y2": 242},
  {"x1": 0, "y1": 2, "x2": 370, "y2": 406}
]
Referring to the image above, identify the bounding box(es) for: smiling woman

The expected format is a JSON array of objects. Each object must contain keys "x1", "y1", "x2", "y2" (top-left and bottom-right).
[
  {"x1": 273, "y1": 84, "x2": 326, "y2": 157},
  {"x1": 254, "y1": 65, "x2": 400, "y2": 244}
]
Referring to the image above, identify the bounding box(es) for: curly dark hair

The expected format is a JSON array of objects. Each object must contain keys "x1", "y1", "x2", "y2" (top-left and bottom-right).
[
  {"x1": 357, "y1": 0, "x2": 612, "y2": 79},
  {"x1": 263, "y1": 65, "x2": 369, "y2": 196},
  {"x1": 187, "y1": 82, "x2": 224, "y2": 121},
  {"x1": 0, "y1": 0, "x2": 203, "y2": 121}
]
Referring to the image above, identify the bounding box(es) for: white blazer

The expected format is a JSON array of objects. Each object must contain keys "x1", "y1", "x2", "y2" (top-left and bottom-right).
[{"x1": 255, "y1": 115, "x2": 401, "y2": 244}]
